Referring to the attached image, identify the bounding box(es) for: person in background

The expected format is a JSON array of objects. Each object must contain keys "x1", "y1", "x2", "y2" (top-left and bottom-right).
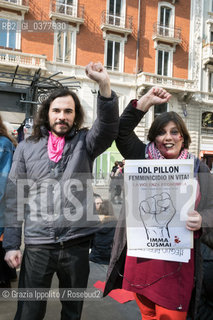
[
  {"x1": 110, "y1": 161, "x2": 119, "y2": 178},
  {"x1": 113, "y1": 161, "x2": 124, "y2": 204},
  {"x1": 115, "y1": 161, "x2": 124, "y2": 176},
  {"x1": 110, "y1": 160, "x2": 124, "y2": 204},
  {"x1": 0, "y1": 114, "x2": 17, "y2": 287},
  {"x1": 109, "y1": 161, "x2": 118, "y2": 203},
  {"x1": 90, "y1": 200, "x2": 117, "y2": 265},
  {"x1": 104, "y1": 87, "x2": 213, "y2": 320},
  {"x1": 94, "y1": 193, "x2": 103, "y2": 213}
]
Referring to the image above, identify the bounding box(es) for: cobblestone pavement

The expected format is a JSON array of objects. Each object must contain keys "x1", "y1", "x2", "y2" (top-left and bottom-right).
[{"x1": 0, "y1": 261, "x2": 140, "y2": 320}]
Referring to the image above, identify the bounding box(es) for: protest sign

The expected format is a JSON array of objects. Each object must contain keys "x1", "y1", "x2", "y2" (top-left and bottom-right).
[{"x1": 124, "y1": 159, "x2": 196, "y2": 262}]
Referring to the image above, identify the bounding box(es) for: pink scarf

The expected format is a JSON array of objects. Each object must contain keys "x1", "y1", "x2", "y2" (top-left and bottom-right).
[
  {"x1": 48, "y1": 132, "x2": 65, "y2": 163},
  {"x1": 145, "y1": 142, "x2": 195, "y2": 160},
  {"x1": 145, "y1": 142, "x2": 200, "y2": 209}
]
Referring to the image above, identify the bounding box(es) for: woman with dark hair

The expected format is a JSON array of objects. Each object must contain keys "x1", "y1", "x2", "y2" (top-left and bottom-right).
[
  {"x1": 147, "y1": 111, "x2": 191, "y2": 150},
  {"x1": 104, "y1": 87, "x2": 213, "y2": 320},
  {"x1": 0, "y1": 114, "x2": 17, "y2": 287}
]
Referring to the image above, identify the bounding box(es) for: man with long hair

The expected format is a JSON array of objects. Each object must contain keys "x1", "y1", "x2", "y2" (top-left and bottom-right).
[{"x1": 3, "y1": 62, "x2": 119, "y2": 320}]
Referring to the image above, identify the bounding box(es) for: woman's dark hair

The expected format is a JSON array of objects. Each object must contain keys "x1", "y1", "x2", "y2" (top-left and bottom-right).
[
  {"x1": 0, "y1": 114, "x2": 17, "y2": 147},
  {"x1": 30, "y1": 88, "x2": 85, "y2": 141},
  {"x1": 94, "y1": 193, "x2": 103, "y2": 201},
  {"x1": 147, "y1": 111, "x2": 191, "y2": 149}
]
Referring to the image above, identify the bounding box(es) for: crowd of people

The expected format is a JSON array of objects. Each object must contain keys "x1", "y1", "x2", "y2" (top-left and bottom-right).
[{"x1": 0, "y1": 62, "x2": 212, "y2": 320}]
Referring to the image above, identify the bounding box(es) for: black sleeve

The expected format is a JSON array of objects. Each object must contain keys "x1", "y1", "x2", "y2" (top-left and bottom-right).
[
  {"x1": 85, "y1": 90, "x2": 119, "y2": 160},
  {"x1": 116, "y1": 101, "x2": 147, "y2": 159},
  {"x1": 198, "y1": 162, "x2": 213, "y2": 247}
]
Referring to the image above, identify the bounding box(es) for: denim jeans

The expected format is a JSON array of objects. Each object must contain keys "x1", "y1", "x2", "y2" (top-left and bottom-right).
[{"x1": 14, "y1": 240, "x2": 90, "y2": 320}]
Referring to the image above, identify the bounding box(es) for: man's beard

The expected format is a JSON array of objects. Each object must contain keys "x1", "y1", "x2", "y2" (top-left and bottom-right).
[{"x1": 50, "y1": 121, "x2": 72, "y2": 137}]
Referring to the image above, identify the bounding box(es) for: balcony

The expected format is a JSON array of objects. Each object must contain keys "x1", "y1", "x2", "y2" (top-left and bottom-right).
[
  {"x1": 152, "y1": 23, "x2": 182, "y2": 48},
  {"x1": 137, "y1": 72, "x2": 195, "y2": 93},
  {"x1": 203, "y1": 43, "x2": 213, "y2": 66},
  {"x1": 0, "y1": 0, "x2": 29, "y2": 14},
  {"x1": 101, "y1": 11, "x2": 132, "y2": 41},
  {"x1": 49, "y1": 0, "x2": 84, "y2": 30},
  {"x1": 199, "y1": 91, "x2": 213, "y2": 103},
  {"x1": 0, "y1": 48, "x2": 46, "y2": 71}
]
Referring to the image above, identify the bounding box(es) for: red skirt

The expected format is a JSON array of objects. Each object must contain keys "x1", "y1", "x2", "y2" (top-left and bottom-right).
[{"x1": 122, "y1": 250, "x2": 194, "y2": 311}]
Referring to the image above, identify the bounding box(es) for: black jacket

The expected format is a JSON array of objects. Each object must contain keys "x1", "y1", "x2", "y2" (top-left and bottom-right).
[{"x1": 89, "y1": 217, "x2": 116, "y2": 264}]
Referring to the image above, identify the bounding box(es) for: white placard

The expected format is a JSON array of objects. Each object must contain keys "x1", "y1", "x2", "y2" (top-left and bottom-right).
[{"x1": 124, "y1": 159, "x2": 196, "y2": 262}]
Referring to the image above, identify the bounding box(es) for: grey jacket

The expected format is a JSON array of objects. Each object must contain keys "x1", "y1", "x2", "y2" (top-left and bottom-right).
[
  {"x1": 3, "y1": 91, "x2": 119, "y2": 250},
  {"x1": 103, "y1": 102, "x2": 213, "y2": 319}
]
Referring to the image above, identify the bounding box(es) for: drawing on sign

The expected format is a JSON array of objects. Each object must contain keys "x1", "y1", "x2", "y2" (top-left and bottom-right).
[{"x1": 139, "y1": 192, "x2": 176, "y2": 240}]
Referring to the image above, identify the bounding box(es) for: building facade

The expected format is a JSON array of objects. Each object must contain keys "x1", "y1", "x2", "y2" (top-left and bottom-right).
[
  {"x1": 189, "y1": 0, "x2": 213, "y2": 169},
  {"x1": 0, "y1": 0, "x2": 212, "y2": 179}
]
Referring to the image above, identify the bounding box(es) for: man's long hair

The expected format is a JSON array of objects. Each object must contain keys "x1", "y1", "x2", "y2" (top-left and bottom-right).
[
  {"x1": 30, "y1": 88, "x2": 85, "y2": 141},
  {"x1": 0, "y1": 114, "x2": 17, "y2": 146}
]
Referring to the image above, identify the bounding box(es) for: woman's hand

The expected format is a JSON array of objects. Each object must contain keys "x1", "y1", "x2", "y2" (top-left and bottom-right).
[
  {"x1": 136, "y1": 86, "x2": 171, "y2": 112},
  {"x1": 186, "y1": 210, "x2": 202, "y2": 231}
]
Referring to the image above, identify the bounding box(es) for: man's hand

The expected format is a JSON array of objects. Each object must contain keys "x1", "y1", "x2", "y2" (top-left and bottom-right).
[
  {"x1": 136, "y1": 86, "x2": 171, "y2": 112},
  {"x1": 5, "y1": 250, "x2": 22, "y2": 269},
  {"x1": 85, "y1": 62, "x2": 111, "y2": 98},
  {"x1": 186, "y1": 210, "x2": 202, "y2": 231}
]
